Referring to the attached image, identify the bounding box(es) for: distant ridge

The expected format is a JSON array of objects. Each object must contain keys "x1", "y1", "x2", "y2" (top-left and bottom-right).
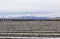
[
  {"x1": 0, "y1": 15, "x2": 60, "y2": 21},
  {"x1": 0, "y1": 15, "x2": 49, "y2": 21}
]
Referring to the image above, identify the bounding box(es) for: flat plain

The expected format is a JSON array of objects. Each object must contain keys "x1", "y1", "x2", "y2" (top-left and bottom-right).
[{"x1": 0, "y1": 21, "x2": 60, "y2": 32}]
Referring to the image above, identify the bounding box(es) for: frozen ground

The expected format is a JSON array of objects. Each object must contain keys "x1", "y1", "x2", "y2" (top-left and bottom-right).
[{"x1": 0, "y1": 21, "x2": 60, "y2": 32}]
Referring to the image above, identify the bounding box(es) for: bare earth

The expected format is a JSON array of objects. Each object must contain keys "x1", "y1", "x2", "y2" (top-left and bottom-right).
[{"x1": 0, "y1": 21, "x2": 60, "y2": 32}]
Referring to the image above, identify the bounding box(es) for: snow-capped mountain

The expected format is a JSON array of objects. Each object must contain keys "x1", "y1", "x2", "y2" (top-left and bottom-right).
[
  {"x1": 0, "y1": 16, "x2": 50, "y2": 21},
  {"x1": 14, "y1": 16, "x2": 49, "y2": 20},
  {"x1": 0, "y1": 14, "x2": 60, "y2": 20}
]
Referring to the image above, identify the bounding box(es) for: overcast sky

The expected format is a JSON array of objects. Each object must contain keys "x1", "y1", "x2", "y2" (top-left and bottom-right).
[{"x1": 0, "y1": 0, "x2": 60, "y2": 16}]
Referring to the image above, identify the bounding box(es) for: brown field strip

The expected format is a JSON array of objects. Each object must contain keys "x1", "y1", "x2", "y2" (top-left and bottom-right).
[{"x1": 0, "y1": 31, "x2": 60, "y2": 37}]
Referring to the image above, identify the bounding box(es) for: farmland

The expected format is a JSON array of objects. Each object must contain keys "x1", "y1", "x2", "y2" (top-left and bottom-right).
[{"x1": 0, "y1": 21, "x2": 60, "y2": 32}]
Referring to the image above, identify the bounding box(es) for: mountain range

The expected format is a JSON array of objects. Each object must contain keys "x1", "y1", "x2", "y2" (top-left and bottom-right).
[{"x1": 0, "y1": 15, "x2": 60, "y2": 21}]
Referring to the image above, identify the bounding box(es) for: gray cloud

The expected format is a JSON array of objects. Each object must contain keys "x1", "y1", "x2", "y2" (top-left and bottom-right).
[
  {"x1": 0, "y1": 0, "x2": 60, "y2": 16},
  {"x1": 0, "y1": 0, "x2": 60, "y2": 11}
]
